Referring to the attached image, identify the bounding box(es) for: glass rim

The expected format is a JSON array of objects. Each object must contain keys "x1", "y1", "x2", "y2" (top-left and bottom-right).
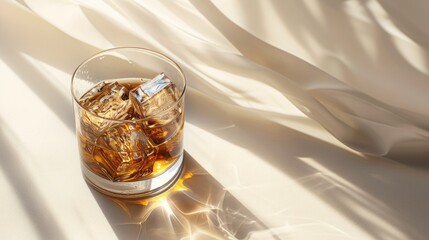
[{"x1": 71, "y1": 47, "x2": 186, "y2": 123}]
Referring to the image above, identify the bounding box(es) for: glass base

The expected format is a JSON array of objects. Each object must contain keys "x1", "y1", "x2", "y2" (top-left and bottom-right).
[{"x1": 83, "y1": 155, "x2": 184, "y2": 198}]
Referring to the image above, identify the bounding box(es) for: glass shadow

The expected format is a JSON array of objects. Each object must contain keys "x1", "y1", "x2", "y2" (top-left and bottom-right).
[{"x1": 88, "y1": 151, "x2": 277, "y2": 239}]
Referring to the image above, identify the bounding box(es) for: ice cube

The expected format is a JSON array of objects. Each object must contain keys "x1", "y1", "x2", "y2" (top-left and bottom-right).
[
  {"x1": 129, "y1": 73, "x2": 183, "y2": 145},
  {"x1": 130, "y1": 73, "x2": 179, "y2": 116},
  {"x1": 79, "y1": 81, "x2": 134, "y2": 141},
  {"x1": 94, "y1": 123, "x2": 157, "y2": 181},
  {"x1": 80, "y1": 81, "x2": 133, "y2": 120}
]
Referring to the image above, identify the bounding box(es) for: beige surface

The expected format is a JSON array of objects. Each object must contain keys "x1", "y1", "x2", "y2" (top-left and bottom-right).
[{"x1": 1, "y1": 1, "x2": 428, "y2": 239}]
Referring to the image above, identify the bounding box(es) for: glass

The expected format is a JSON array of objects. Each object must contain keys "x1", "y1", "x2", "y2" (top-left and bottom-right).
[{"x1": 71, "y1": 48, "x2": 186, "y2": 197}]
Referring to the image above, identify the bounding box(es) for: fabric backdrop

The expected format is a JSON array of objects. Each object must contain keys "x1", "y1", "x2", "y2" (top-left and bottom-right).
[
  {"x1": 1, "y1": 1, "x2": 429, "y2": 240},
  {"x1": 5, "y1": 0, "x2": 428, "y2": 163},
  {"x1": 2, "y1": 0, "x2": 428, "y2": 163}
]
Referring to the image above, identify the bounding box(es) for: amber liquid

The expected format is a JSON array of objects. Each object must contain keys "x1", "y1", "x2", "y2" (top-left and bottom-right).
[{"x1": 77, "y1": 79, "x2": 184, "y2": 182}]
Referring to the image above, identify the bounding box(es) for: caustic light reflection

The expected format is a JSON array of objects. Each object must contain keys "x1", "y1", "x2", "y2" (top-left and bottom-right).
[{"x1": 97, "y1": 156, "x2": 271, "y2": 240}]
